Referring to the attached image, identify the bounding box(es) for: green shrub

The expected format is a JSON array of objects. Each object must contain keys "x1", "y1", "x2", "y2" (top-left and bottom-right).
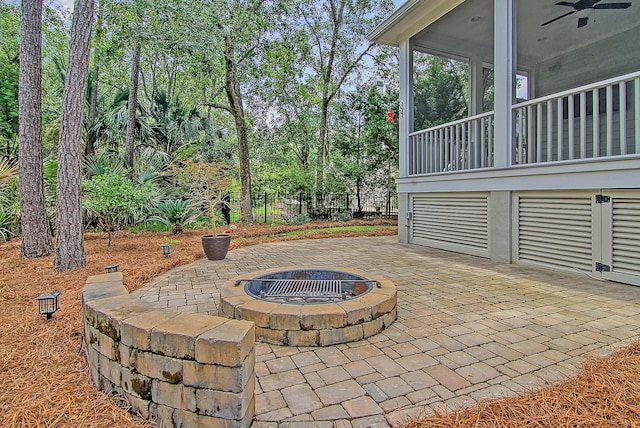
[
  {"x1": 82, "y1": 170, "x2": 153, "y2": 245},
  {"x1": 147, "y1": 199, "x2": 200, "y2": 234},
  {"x1": 335, "y1": 210, "x2": 351, "y2": 221},
  {"x1": 0, "y1": 208, "x2": 16, "y2": 242},
  {"x1": 285, "y1": 213, "x2": 310, "y2": 225}
]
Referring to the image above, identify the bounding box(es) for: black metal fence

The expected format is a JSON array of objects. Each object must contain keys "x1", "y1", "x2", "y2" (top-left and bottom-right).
[{"x1": 226, "y1": 192, "x2": 398, "y2": 223}]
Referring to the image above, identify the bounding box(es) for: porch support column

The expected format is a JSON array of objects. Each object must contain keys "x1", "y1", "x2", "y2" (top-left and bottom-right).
[
  {"x1": 493, "y1": 0, "x2": 515, "y2": 168},
  {"x1": 469, "y1": 55, "x2": 484, "y2": 116},
  {"x1": 398, "y1": 38, "x2": 413, "y2": 179},
  {"x1": 489, "y1": 191, "x2": 512, "y2": 263},
  {"x1": 397, "y1": 38, "x2": 413, "y2": 244},
  {"x1": 491, "y1": 0, "x2": 515, "y2": 262}
]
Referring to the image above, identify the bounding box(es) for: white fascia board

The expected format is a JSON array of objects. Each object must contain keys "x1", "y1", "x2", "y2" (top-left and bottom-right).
[
  {"x1": 396, "y1": 156, "x2": 640, "y2": 193},
  {"x1": 368, "y1": 0, "x2": 465, "y2": 46}
]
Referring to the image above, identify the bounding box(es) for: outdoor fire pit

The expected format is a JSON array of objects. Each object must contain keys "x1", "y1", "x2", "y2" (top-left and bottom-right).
[
  {"x1": 219, "y1": 267, "x2": 397, "y2": 346},
  {"x1": 241, "y1": 268, "x2": 376, "y2": 303}
]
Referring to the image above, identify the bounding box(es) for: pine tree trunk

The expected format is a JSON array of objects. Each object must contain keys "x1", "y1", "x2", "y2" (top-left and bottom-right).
[
  {"x1": 224, "y1": 35, "x2": 253, "y2": 223},
  {"x1": 317, "y1": 97, "x2": 329, "y2": 192},
  {"x1": 125, "y1": 43, "x2": 141, "y2": 176},
  {"x1": 85, "y1": 1, "x2": 104, "y2": 160},
  {"x1": 18, "y1": 0, "x2": 53, "y2": 258},
  {"x1": 54, "y1": 0, "x2": 95, "y2": 272}
]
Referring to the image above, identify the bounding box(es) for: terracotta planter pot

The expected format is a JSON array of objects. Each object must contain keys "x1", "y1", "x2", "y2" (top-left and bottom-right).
[{"x1": 201, "y1": 234, "x2": 231, "y2": 260}]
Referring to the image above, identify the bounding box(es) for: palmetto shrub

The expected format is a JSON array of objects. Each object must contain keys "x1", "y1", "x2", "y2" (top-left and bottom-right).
[{"x1": 147, "y1": 199, "x2": 200, "y2": 234}]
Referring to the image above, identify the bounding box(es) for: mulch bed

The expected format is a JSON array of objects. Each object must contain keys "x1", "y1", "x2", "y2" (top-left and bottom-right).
[
  {"x1": 0, "y1": 219, "x2": 396, "y2": 427},
  {"x1": 1, "y1": 218, "x2": 639, "y2": 427}
]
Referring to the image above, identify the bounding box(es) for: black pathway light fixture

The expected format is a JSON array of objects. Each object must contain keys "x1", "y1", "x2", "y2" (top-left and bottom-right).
[
  {"x1": 105, "y1": 263, "x2": 120, "y2": 273},
  {"x1": 161, "y1": 243, "x2": 172, "y2": 257},
  {"x1": 37, "y1": 291, "x2": 61, "y2": 320}
]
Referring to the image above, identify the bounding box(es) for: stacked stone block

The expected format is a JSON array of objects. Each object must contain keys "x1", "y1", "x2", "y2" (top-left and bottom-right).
[{"x1": 82, "y1": 272, "x2": 255, "y2": 427}]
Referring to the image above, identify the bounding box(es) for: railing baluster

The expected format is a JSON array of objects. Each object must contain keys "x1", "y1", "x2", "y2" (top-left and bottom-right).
[
  {"x1": 547, "y1": 100, "x2": 554, "y2": 162},
  {"x1": 568, "y1": 94, "x2": 575, "y2": 160},
  {"x1": 410, "y1": 136, "x2": 415, "y2": 174},
  {"x1": 426, "y1": 132, "x2": 431, "y2": 173},
  {"x1": 425, "y1": 130, "x2": 429, "y2": 173},
  {"x1": 437, "y1": 125, "x2": 447, "y2": 172},
  {"x1": 436, "y1": 128, "x2": 441, "y2": 172},
  {"x1": 620, "y1": 81, "x2": 627, "y2": 155},
  {"x1": 580, "y1": 91, "x2": 587, "y2": 158},
  {"x1": 593, "y1": 88, "x2": 600, "y2": 157},
  {"x1": 527, "y1": 105, "x2": 534, "y2": 164},
  {"x1": 420, "y1": 133, "x2": 424, "y2": 174},
  {"x1": 636, "y1": 78, "x2": 640, "y2": 155},
  {"x1": 607, "y1": 85, "x2": 614, "y2": 156},
  {"x1": 488, "y1": 116, "x2": 494, "y2": 167},
  {"x1": 455, "y1": 123, "x2": 460, "y2": 170},
  {"x1": 481, "y1": 117, "x2": 486, "y2": 168},
  {"x1": 517, "y1": 108, "x2": 523, "y2": 164},
  {"x1": 473, "y1": 119, "x2": 479, "y2": 169},
  {"x1": 432, "y1": 129, "x2": 437, "y2": 173},
  {"x1": 423, "y1": 132, "x2": 428, "y2": 174},
  {"x1": 557, "y1": 98, "x2": 564, "y2": 161},
  {"x1": 417, "y1": 134, "x2": 422, "y2": 174},
  {"x1": 463, "y1": 122, "x2": 468, "y2": 169},
  {"x1": 411, "y1": 134, "x2": 423, "y2": 174},
  {"x1": 536, "y1": 103, "x2": 543, "y2": 163},
  {"x1": 445, "y1": 124, "x2": 451, "y2": 170}
]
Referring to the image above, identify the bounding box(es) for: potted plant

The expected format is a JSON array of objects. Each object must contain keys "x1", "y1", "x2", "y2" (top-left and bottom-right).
[{"x1": 173, "y1": 161, "x2": 233, "y2": 260}]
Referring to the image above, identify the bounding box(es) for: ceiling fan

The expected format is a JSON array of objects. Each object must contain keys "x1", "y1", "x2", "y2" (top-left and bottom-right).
[{"x1": 542, "y1": 0, "x2": 632, "y2": 28}]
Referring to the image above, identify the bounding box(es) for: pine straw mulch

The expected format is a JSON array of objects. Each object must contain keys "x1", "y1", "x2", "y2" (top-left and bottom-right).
[
  {"x1": 401, "y1": 341, "x2": 640, "y2": 428},
  {"x1": 0, "y1": 219, "x2": 396, "y2": 427}
]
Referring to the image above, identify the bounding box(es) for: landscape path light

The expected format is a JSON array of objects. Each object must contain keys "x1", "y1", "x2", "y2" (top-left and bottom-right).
[
  {"x1": 37, "y1": 292, "x2": 60, "y2": 320},
  {"x1": 105, "y1": 264, "x2": 120, "y2": 273},
  {"x1": 161, "y1": 243, "x2": 172, "y2": 257}
]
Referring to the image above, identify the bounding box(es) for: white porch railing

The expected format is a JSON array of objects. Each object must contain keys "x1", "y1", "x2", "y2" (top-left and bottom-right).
[
  {"x1": 408, "y1": 112, "x2": 495, "y2": 175},
  {"x1": 513, "y1": 71, "x2": 640, "y2": 165}
]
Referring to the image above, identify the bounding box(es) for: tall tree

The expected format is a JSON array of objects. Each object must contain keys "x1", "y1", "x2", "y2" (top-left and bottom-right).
[
  {"x1": 124, "y1": 42, "x2": 141, "y2": 173},
  {"x1": 1, "y1": 4, "x2": 20, "y2": 159},
  {"x1": 18, "y1": 0, "x2": 53, "y2": 257},
  {"x1": 189, "y1": 0, "x2": 279, "y2": 222},
  {"x1": 333, "y1": 84, "x2": 399, "y2": 214},
  {"x1": 85, "y1": 0, "x2": 105, "y2": 160},
  {"x1": 54, "y1": 0, "x2": 96, "y2": 271},
  {"x1": 296, "y1": 0, "x2": 393, "y2": 191},
  {"x1": 222, "y1": 21, "x2": 252, "y2": 223},
  {"x1": 413, "y1": 55, "x2": 468, "y2": 130}
]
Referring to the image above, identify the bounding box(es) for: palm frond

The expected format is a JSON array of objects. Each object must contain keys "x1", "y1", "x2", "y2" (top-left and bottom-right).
[{"x1": 0, "y1": 157, "x2": 18, "y2": 183}]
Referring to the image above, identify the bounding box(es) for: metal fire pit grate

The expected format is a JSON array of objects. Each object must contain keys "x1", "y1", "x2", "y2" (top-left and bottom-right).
[{"x1": 235, "y1": 277, "x2": 380, "y2": 303}]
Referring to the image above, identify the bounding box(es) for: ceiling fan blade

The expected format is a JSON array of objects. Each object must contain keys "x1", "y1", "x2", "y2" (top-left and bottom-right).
[
  {"x1": 542, "y1": 10, "x2": 576, "y2": 26},
  {"x1": 593, "y1": 2, "x2": 632, "y2": 8},
  {"x1": 555, "y1": 1, "x2": 579, "y2": 7}
]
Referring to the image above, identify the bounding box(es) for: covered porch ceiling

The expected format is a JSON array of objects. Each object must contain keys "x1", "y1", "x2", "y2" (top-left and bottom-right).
[{"x1": 371, "y1": 0, "x2": 640, "y2": 68}]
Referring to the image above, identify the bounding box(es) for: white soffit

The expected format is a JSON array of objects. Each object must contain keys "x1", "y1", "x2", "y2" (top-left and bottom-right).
[{"x1": 368, "y1": 0, "x2": 466, "y2": 46}]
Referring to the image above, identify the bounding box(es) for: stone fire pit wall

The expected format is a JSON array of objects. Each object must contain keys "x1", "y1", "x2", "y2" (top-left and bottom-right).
[{"x1": 82, "y1": 272, "x2": 255, "y2": 428}]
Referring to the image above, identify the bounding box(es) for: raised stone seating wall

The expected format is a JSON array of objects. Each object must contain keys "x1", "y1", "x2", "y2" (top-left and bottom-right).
[{"x1": 82, "y1": 272, "x2": 255, "y2": 427}]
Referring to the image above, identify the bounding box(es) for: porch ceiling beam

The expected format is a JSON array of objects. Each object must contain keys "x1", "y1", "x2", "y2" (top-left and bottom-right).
[{"x1": 368, "y1": 0, "x2": 465, "y2": 46}]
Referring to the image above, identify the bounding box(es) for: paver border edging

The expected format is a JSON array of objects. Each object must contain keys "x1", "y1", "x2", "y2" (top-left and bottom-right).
[{"x1": 82, "y1": 272, "x2": 256, "y2": 427}]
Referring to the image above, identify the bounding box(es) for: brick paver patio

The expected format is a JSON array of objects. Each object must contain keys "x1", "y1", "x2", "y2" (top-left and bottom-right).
[{"x1": 132, "y1": 236, "x2": 640, "y2": 427}]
